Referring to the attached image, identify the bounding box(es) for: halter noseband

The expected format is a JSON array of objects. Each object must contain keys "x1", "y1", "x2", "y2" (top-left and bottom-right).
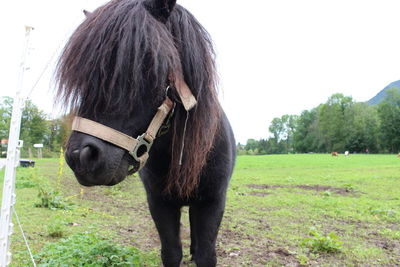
[{"x1": 71, "y1": 77, "x2": 196, "y2": 172}]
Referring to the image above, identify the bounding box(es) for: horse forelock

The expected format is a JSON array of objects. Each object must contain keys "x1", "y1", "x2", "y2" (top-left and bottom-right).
[
  {"x1": 56, "y1": 0, "x2": 180, "y2": 116},
  {"x1": 57, "y1": 0, "x2": 220, "y2": 198}
]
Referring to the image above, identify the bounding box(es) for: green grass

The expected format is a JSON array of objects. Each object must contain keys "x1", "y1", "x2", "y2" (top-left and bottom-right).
[
  {"x1": 223, "y1": 154, "x2": 400, "y2": 266},
  {"x1": 1, "y1": 154, "x2": 399, "y2": 266}
]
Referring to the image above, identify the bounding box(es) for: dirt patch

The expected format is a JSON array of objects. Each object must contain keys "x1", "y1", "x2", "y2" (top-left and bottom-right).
[
  {"x1": 248, "y1": 192, "x2": 271, "y2": 197},
  {"x1": 247, "y1": 184, "x2": 285, "y2": 190},
  {"x1": 217, "y1": 229, "x2": 278, "y2": 266},
  {"x1": 295, "y1": 185, "x2": 353, "y2": 195},
  {"x1": 376, "y1": 240, "x2": 398, "y2": 251},
  {"x1": 274, "y1": 247, "x2": 291, "y2": 256},
  {"x1": 270, "y1": 248, "x2": 300, "y2": 267},
  {"x1": 247, "y1": 184, "x2": 359, "y2": 196},
  {"x1": 363, "y1": 231, "x2": 400, "y2": 255}
]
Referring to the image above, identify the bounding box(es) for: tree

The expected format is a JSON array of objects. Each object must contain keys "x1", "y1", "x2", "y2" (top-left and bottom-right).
[
  {"x1": 377, "y1": 88, "x2": 400, "y2": 153},
  {"x1": 269, "y1": 114, "x2": 298, "y2": 153},
  {"x1": 293, "y1": 108, "x2": 322, "y2": 153},
  {"x1": 20, "y1": 100, "x2": 50, "y2": 147},
  {"x1": 0, "y1": 96, "x2": 13, "y2": 140},
  {"x1": 269, "y1": 117, "x2": 285, "y2": 141},
  {"x1": 244, "y1": 139, "x2": 258, "y2": 152},
  {"x1": 344, "y1": 103, "x2": 379, "y2": 153},
  {"x1": 47, "y1": 115, "x2": 72, "y2": 151},
  {"x1": 0, "y1": 97, "x2": 52, "y2": 156},
  {"x1": 285, "y1": 115, "x2": 298, "y2": 152},
  {"x1": 319, "y1": 93, "x2": 353, "y2": 152}
]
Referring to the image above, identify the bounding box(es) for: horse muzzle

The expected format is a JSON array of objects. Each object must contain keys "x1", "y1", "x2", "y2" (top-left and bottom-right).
[{"x1": 65, "y1": 132, "x2": 128, "y2": 186}]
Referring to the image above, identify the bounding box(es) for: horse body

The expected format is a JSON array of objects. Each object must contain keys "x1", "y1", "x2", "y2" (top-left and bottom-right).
[{"x1": 57, "y1": 0, "x2": 235, "y2": 266}]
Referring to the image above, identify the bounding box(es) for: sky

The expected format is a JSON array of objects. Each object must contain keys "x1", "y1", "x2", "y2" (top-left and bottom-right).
[{"x1": 1, "y1": 0, "x2": 400, "y2": 144}]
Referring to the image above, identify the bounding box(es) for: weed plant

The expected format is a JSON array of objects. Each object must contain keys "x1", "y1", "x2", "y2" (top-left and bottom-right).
[
  {"x1": 47, "y1": 217, "x2": 66, "y2": 238},
  {"x1": 301, "y1": 227, "x2": 343, "y2": 253},
  {"x1": 35, "y1": 186, "x2": 72, "y2": 210}
]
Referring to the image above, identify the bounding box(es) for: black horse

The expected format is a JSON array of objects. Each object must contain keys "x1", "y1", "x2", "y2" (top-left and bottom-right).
[{"x1": 57, "y1": 0, "x2": 235, "y2": 266}]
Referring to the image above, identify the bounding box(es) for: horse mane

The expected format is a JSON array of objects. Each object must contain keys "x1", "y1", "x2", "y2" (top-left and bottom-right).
[
  {"x1": 56, "y1": 0, "x2": 220, "y2": 198},
  {"x1": 166, "y1": 5, "x2": 220, "y2": 198}
]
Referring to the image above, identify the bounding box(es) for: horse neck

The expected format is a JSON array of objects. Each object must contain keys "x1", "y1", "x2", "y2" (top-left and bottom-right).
[{"x1": 145, "y1": 129, "x2": 173, "y2": 174}]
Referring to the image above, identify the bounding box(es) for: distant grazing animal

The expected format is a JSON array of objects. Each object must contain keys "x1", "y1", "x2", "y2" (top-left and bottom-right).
[
  {"x1": 397, "y1": 153, "x2": 400, "y2": 158},
  {"x1": 56, "y1": 0, "x2": 236, "y2": 266},
  {"x1": 331, "y1": 152, "x2": 338, "y2": 156},
  {"x1": 344, "y1": 151, "x2": 349, "y2": 157}
]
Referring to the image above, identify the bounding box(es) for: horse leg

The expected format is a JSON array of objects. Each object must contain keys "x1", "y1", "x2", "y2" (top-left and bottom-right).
[
  {"x1": 190, "y1": 199, "x2": 226, "y2": 267},
  {"x1": 148, "y1": 200, "x2": 182, "y2": 267}
]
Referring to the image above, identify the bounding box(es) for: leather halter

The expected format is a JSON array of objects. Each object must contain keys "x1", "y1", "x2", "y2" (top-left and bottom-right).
[{"x1": 71, "y1": 78, "x2": 196, "y2": 172}]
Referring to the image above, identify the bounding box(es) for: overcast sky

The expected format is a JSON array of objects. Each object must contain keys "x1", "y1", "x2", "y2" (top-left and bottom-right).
[{"x1": 1, "y1": 0, "x2": 400, "y2": 143}]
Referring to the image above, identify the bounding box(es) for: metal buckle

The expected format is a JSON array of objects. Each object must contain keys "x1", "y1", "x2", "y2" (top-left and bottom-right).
[
  {"x1": 157, "y1": 102, "x2": 176, "y2": 137},
  {"x1": 129, "y1": 133, "x2": 153, "y2": 162}
]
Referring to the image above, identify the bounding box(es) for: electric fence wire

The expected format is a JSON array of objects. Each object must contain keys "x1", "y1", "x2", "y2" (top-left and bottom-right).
[
  {"x1": 13, "y1": 208, "x2": 37, "y2": 267},
  {"x1": 25, "y1": 47, "x2": 59, "y2": 100},
  {"x1": 25, "y1": 8, "x2": 87, "y2": 100}
]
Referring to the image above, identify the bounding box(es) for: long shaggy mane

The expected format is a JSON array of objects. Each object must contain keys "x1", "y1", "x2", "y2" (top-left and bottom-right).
[{"x1": 56, "y1": 0, "x2": 220, "y2": 198}]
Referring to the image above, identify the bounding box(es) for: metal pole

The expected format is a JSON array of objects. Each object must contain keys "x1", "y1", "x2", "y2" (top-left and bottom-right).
[{"x1": 0, "y1": 26, "x2": 33, "y2": 267}]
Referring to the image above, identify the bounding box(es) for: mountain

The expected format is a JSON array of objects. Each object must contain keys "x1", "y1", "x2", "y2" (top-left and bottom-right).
[{"x1": 367, "y1": 80, "x2": 400, "y2": 105}]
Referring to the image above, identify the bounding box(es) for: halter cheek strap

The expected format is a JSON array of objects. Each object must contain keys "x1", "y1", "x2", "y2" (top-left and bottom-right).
[
  {"x1": 174, "y1": 77, "x2": 197, "y2": 111},
  {"x1": 71, "y1": 78, "x2": 196, "y2": 172}
]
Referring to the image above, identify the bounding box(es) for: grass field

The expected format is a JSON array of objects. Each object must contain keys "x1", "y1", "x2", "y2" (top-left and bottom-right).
[{"x1": 0, "y1": 154, "x2": 399, "y2": 266}]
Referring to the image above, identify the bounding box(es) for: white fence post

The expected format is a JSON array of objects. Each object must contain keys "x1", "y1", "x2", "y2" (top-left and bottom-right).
[{"x1": 0, "y1": 26, "x2": 33, "y2": 267}]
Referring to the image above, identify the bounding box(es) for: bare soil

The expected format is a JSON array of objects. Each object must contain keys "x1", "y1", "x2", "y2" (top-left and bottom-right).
[{"x1": 247, "y1": 184, "x2": 359, "y2": 196}]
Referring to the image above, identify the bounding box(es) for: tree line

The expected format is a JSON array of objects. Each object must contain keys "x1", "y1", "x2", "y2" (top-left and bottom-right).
[
  {"x1": 239, "y1": 89, "x2": 400, "y2": 155},
  {"x1": 1, "y1": 88, "x2": 399, "y2": 158},
  {"x1": 0, "y1": 96, "x2": 71, "y2": 158}
]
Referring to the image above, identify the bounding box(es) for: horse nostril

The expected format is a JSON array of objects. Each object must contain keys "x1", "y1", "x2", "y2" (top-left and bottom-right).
[
  {"x1": 68, "y1": 149, "x2": 80, "y2": 166},
  {"x1": 79, "y1": 145, "x2": 99, "y2": 167}
]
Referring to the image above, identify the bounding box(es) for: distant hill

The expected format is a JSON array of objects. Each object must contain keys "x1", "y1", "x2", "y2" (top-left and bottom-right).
[{"x1": 367, "y1": 80, "x2": 400, "y2": 105}]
